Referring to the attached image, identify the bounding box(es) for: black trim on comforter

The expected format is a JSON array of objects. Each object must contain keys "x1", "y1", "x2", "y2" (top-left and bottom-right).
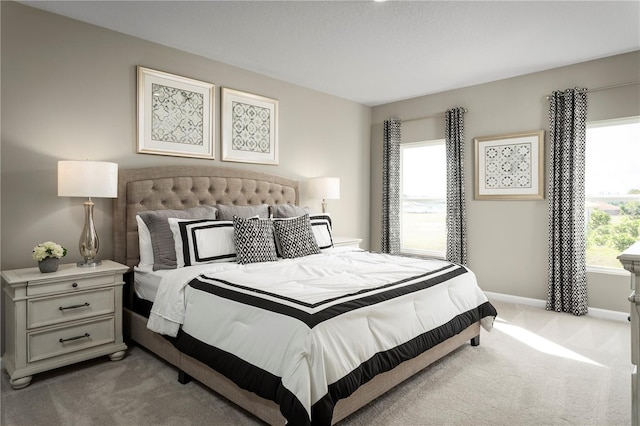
[
  {"x1": 189, "y1": 264, "x2": 468, "y2": 329},
  {"x1": 173, "y1": 330, "x2": 309, "y2": 423},
  {"x1": 172, "y1": 301, "x2": 497, "y2": 426}
]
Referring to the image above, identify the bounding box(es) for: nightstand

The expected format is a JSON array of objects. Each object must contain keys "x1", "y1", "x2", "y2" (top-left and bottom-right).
[
  {"x1": 2, "y1": 260, "x2": 129, "y2": 389},
  {"x1": 333, "y1": 236, "x2": 363, "y2": 249}
]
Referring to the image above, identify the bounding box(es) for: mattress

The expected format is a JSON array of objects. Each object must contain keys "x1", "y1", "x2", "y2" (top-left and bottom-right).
[
  {"x1": 133, "y1": 265, "x2": 165, "y2": 302},
  {"x1": 146, "y1": 250, "x2": 497, "y2": 425}
]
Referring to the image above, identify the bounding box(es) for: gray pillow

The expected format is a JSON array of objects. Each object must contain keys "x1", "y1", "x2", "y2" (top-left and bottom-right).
[
  {"x1": 216, "y1": 204, "x2": 269, "y2": 220},
  {"x1": 273, "y1": 214, "x2": 320, "y2": 259},
  {"x1": 139, "y1": 205, "x2": 217, "y2": 270},
  {"x1": 233, "y1": 216, "x2": 278, "y2": 265},
  {"x1": 270, "y1": 203, "x2": 310, "y2": 218}
]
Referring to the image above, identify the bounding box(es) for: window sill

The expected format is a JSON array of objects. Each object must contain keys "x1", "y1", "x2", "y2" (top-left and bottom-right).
[
  {"x1": 400, "y1": 249, "x2": 445, "y2": 260},
  {"x1": 586, "y1": 265, "x2": 630, "y2": 276}
]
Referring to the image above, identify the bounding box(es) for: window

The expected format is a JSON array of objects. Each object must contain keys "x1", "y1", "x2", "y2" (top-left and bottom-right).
[
  {"x1": 400, "y1": 140, "x2": 446, "y2": 257},
  {"x1": 585, "y1": 117, "x2": 640, "y2": 270}
]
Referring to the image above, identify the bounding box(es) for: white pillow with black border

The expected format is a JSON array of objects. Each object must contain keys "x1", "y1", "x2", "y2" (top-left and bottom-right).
[
  {"x1": 168, "y1": 218, "x2": 236, "y2": 267},
  {"x1": 309, "y1": 213, "x2": 333, "y2": 250}
]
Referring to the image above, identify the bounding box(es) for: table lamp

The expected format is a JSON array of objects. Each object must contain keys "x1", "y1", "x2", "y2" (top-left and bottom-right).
[
  {"x1": 307, "y1": 177, "x2": 340, "y2": 214},
  {"x1": 58, "y1": 160, "x2": 118, "y2": 267}
]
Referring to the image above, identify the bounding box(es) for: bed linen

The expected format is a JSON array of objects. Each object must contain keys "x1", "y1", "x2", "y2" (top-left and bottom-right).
[
  {"x1": 133, "y1": 265, "x2": 165, "y2": 302},
  {"x1": 147, "y1": 250, "x2": 496, "y2": 425},
  {"x1": 134, "y1": 264, "x2": 214, "y2": 303}
]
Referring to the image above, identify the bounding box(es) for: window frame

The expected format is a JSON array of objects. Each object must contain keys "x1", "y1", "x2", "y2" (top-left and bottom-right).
[
  {"x1": 399, "y1": 139, "x2": 447, "y2": 259},
  {"x1": 585, "y1": 116, "x2": 640, "y2": 273}
]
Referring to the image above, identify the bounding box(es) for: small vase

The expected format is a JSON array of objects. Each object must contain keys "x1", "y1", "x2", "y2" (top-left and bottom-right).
[{"x1": 38, "y1": 257, "x2": 59, "y2": 273}]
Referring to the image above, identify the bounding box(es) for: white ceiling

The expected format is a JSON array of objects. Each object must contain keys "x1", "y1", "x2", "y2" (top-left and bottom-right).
[{"x1": 20, "y1": 1, "x2": 640, "y2": 106}]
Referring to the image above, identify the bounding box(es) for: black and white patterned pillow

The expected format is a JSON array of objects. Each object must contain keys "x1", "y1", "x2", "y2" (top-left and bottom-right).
[
  {"x1": 233, "y1": 216, "x2": 278, "y2": 265},
  {"x1": 273, "y1": 214, "x2": 320, "y2": 259}
]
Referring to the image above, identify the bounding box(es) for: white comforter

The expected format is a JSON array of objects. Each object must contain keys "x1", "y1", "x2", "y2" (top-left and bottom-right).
[{"x1": 147, "y1": 250, "x2": 495, "y2": 424}]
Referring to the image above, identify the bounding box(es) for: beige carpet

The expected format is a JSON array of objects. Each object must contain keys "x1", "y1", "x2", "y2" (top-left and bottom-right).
[{"x1": 1, "y1": 300, "x2": 631, "y2": 425}]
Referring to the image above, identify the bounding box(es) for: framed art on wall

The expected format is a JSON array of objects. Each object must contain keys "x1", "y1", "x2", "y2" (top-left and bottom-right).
[
  {"x1": 137, "y1": 66, "x2": 215, "y2": 159},
  {"x1": 221, "y1": 88, "x2": 278, "y2": 165},
  {"x1": 474, "y1": 130, "x2": 545, "y2": 200}
]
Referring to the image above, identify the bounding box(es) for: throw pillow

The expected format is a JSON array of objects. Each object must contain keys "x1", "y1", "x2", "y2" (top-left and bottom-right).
[
  {"x1": 233, "y1": 216, "x2": 278, "y2": 264},
  {"x1": 273, "y1": 214, "x2": 320, "y2": 259},
  {"x1": 139, "y1": 205, "x2": 217, "y2": 270}
]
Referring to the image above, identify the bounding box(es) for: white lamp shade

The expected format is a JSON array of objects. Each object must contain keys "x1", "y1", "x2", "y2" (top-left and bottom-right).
[
  {"x1": 307, "y1": 177, "x2": 340, "y2": 200},
  {"x1": 58, "y1": 161, "x2": 118, "y2": 198}
]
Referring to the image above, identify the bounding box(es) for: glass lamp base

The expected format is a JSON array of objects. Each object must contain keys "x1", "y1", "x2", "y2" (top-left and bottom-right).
[
  {"x1": 77, "y1": 259, "x2": 101, "y2": 267},
  {"x1": 78, "y1": 198, "x2": 101, "y2": 268}
]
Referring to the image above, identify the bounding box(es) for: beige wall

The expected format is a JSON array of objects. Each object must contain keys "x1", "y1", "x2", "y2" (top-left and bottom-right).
[
  {"x1": 371, "y1": 51, "x2": 640, "y2": 313},
  {"x1": 0, "y1": 2, "x2": 372, "y2": 272}
]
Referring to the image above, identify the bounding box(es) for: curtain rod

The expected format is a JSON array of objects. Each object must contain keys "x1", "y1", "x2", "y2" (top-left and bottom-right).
[
  {"x1": 545, "y1": 81, "x2": 639, "y2": 99},
  {"x1": 378, "y1": 108, "x2": 468, "y2": 125}
]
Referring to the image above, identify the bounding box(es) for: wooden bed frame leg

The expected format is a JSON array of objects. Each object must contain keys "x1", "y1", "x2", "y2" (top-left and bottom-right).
[
  {"x1": 178, "y1": 369, "x2": 192, "y2": 384},
  {"x1": 470, "y1": 335, "x2": 480, "y2": 346}
]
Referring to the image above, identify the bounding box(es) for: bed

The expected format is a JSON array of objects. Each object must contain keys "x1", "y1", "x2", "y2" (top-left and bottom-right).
[{"x1": 113, "y1": 165, "x2": 497, "y2": 425}]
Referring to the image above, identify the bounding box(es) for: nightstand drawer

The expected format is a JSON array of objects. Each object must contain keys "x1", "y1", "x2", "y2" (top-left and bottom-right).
[
  {"x1": 27, "y1": 274, "x2": 118, "y2": 297},
  {"x1": 28, "y1": 316, "x2": 115, "y2": 363},
  {"x1": 27, "y1": 288, "x2": 115, "y2": 329}
]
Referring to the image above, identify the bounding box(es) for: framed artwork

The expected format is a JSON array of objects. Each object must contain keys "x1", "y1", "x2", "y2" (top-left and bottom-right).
[
  {"x1": 137, "y1": 66, "x2": 215, "y2": 159},
  {"x1": 221, "y1": 87, "x2": 278, "y2": 165},
  {"x1": 474, "y1": 130, "x2": 545, "y2": 200}
]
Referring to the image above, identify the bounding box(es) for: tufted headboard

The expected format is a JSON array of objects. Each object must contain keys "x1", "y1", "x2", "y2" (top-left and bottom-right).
[{"x1": 113, "y1": 165, "x2": 299, "y2": 269}]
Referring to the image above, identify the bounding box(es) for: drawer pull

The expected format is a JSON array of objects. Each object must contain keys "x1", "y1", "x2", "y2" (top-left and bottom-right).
[
  {"x1": 72, "y1": 283, "x2": 78, "y2": 288},
  {"x1": 59, "y1": 302, "x2": 90, "y2": 311},
  {"x1": 59, "y1": 333, "x2": 91, "y2": 343}
]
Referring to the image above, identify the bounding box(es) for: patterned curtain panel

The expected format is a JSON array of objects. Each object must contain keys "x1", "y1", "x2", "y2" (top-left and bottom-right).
[
  {"x1": 445, "y1": 108, "x2": 468, "y2": 265},
  {"x1": 382, "y1": 119, "x2": 401, "y2": 254},
  {"x1": 547, "y1": 88, "x2": 588, "y2": 316}
]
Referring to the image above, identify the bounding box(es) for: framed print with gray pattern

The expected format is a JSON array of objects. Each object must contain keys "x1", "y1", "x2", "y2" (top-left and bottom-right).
[
  {"x1": 221, "y1": 88, "x2": 278, "y2": 165},
  {"x1": 474, "y1": 130, "x2": 544, "y2": 200},
  {"x1": 137, "y1": 66, "x2": 215, "y2": 159}
]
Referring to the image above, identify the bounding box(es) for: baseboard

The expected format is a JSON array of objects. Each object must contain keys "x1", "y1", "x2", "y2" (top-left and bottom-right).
[{"x1": 484, "y1": 291, "x2": 628, "y2": 322}]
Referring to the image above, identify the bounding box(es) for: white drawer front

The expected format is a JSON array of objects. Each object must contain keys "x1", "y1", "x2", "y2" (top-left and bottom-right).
[
  {"x1": 28, "y1": 316, "x2": 115, "y2": 363},
  {"x1": 28, "y1": 288, "x2": 114, "y2": 329},
  {"x1": 27, "y1": 274, "x2": 118, "y2": 297}
]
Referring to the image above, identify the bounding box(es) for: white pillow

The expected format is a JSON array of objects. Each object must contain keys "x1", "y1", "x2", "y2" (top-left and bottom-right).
[
  {"x1": 136, "y1": 215, "x2": 154, "y2": 267},
  {"x1": 168, "y1": 218, "x2": 236, "y2": 267},
  {"x1": 309, "y1": 214, "x2": 333, "y2": 250}
]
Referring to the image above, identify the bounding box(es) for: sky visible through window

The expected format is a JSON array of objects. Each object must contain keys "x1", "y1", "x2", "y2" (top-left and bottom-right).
[
  {"x1": 402, "y1": 143, "x2": 446, "y2": 198},
  {"x1": 586, "y1": 120, "x2": 640, "y2": 196},
  {"x1": 401, "y1": 141, "x2": 447, "y2": 255}
]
